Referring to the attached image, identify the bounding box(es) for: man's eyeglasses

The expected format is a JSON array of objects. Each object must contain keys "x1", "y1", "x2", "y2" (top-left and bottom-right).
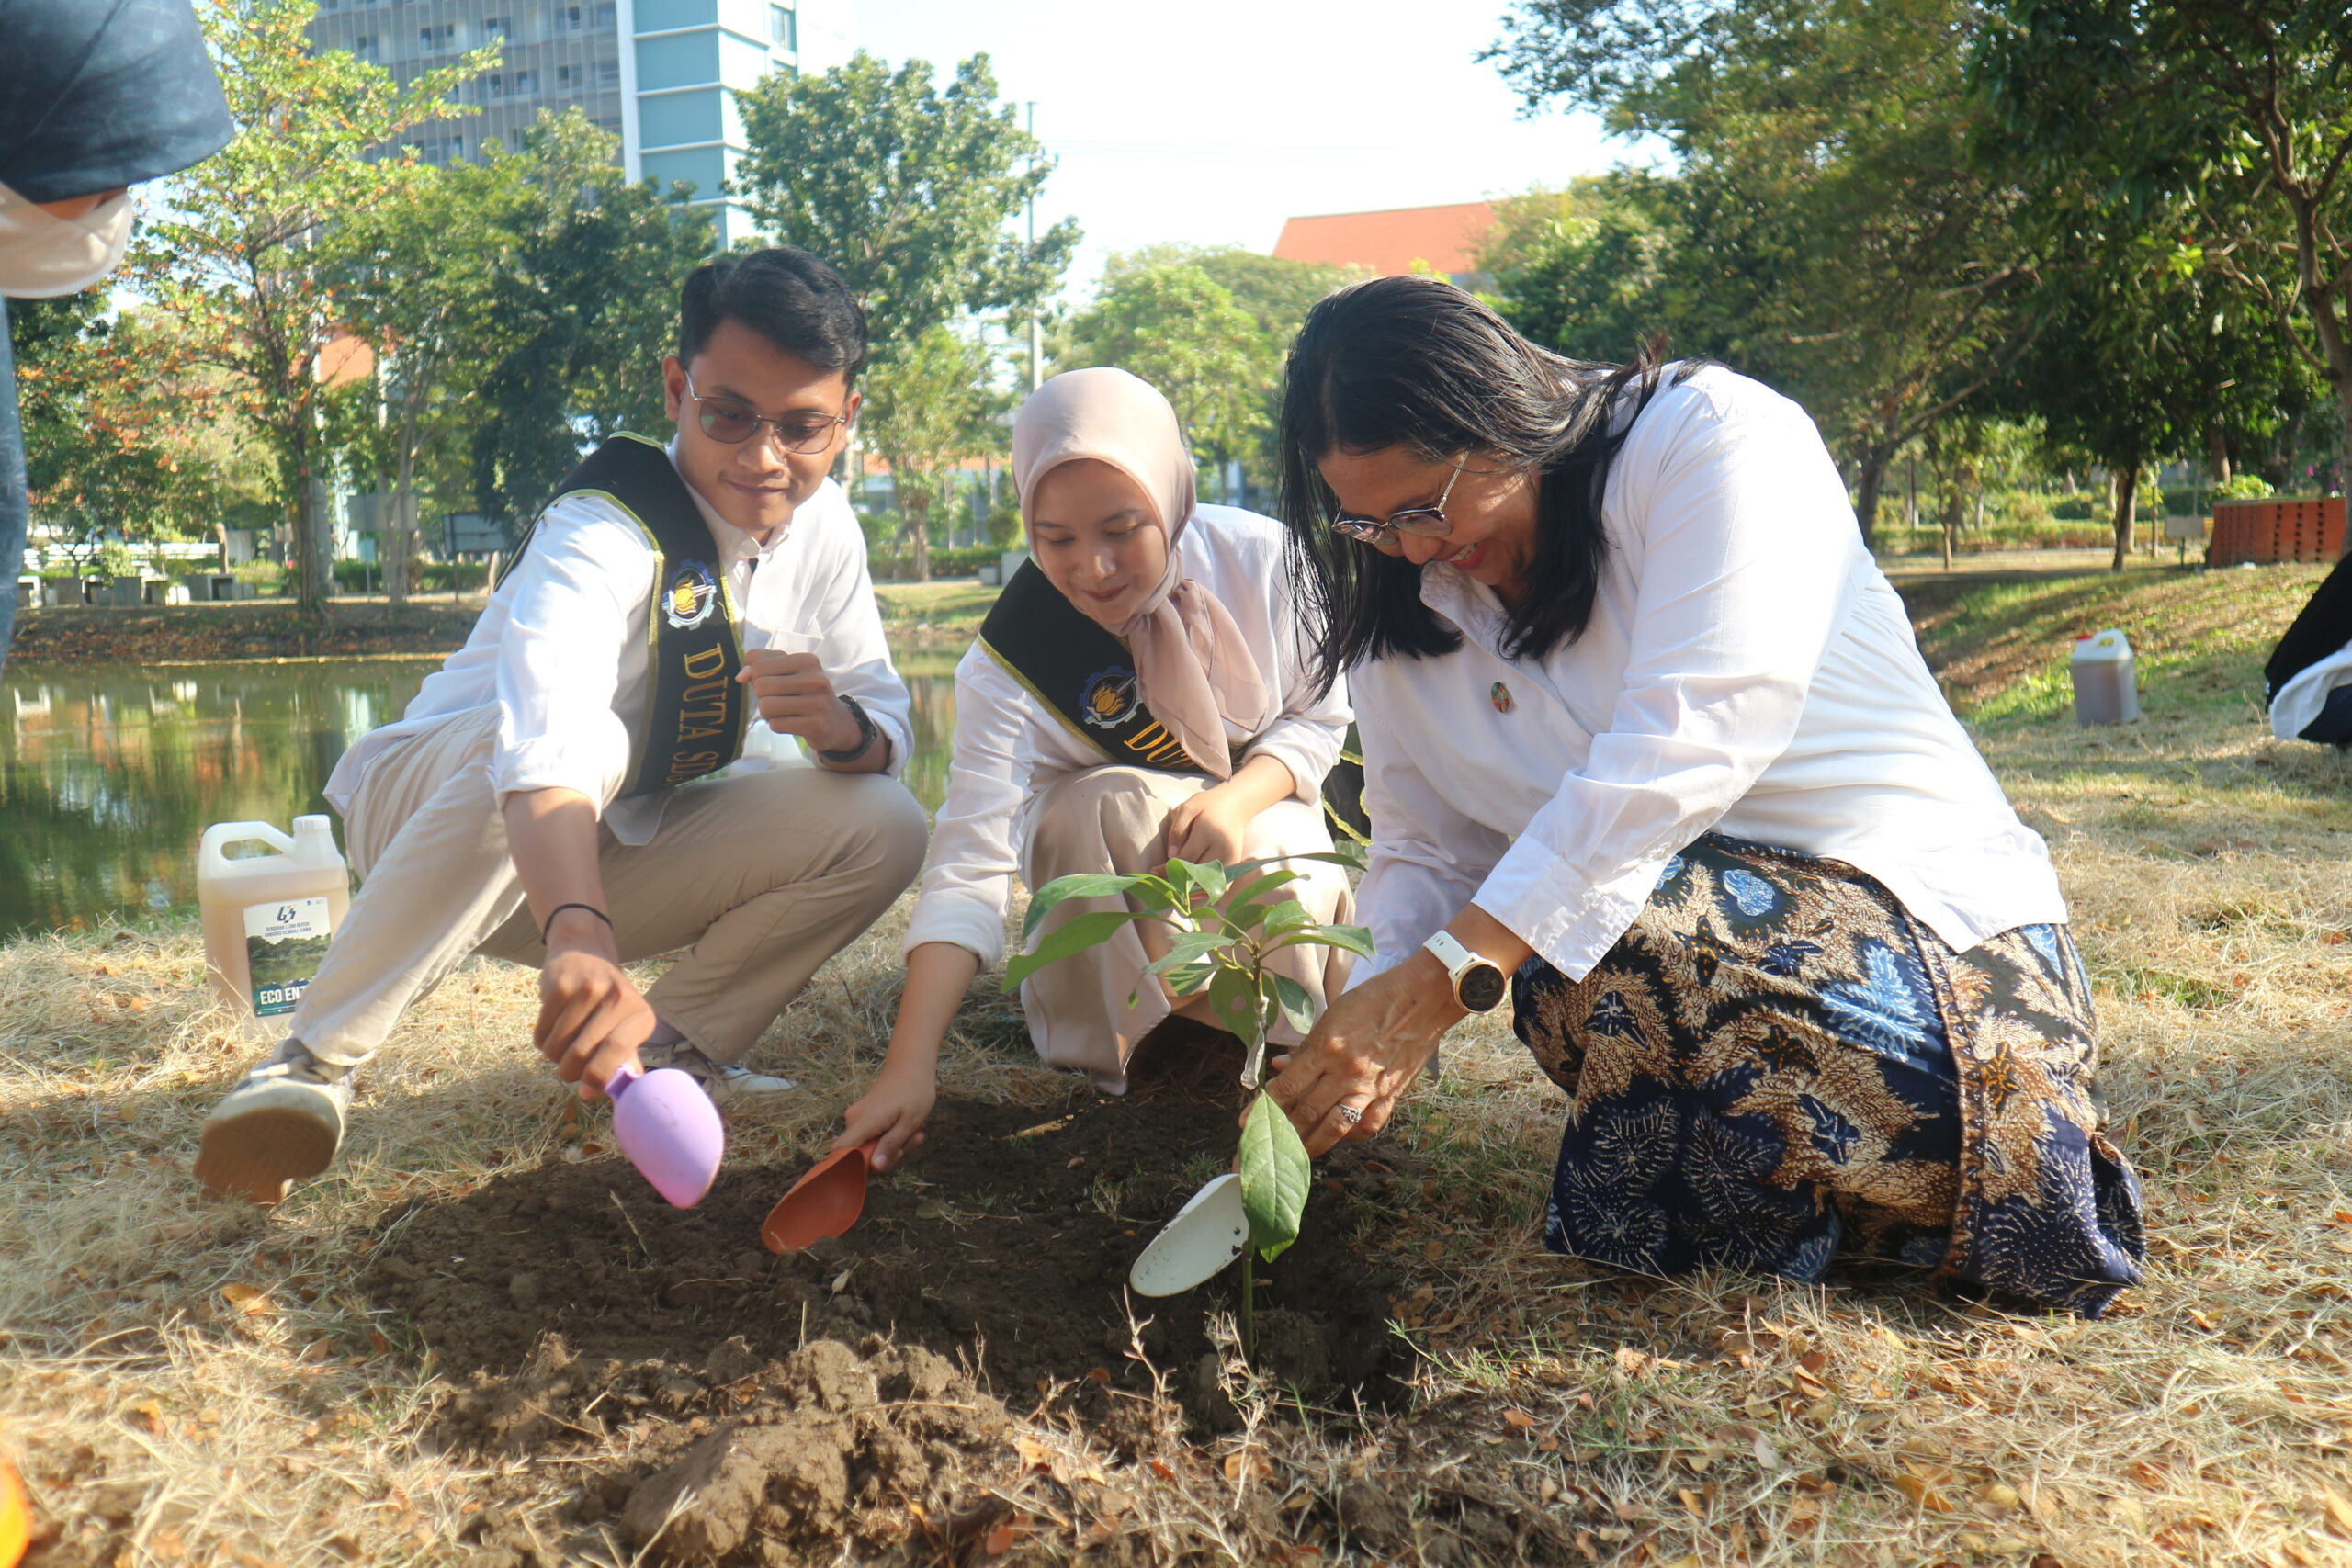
[
  {"x1": 683, "y1": 368, "x2": 848, "y2": 454},
  {"x1": 1328, "y1": 461, "x2": 1464, "y2": 545}
]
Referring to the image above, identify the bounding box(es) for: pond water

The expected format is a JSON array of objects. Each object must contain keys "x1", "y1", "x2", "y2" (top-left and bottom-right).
[{"x1": 0, "y1": 649, "x2": 961, "y2": 941}]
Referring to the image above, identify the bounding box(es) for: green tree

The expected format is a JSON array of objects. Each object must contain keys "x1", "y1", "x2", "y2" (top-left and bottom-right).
[
  {"x1": 133, "y1": 0, "x2": 495, "y2": 623},
  {"x1": 1060, "y1": 263, "x2": 1271, "y2": 489},
  {"x1": 336, "y1": 147, "x2": 526, "y2": 604},
  {"x1": 1996, "y1": 203, "x2": 2307, "y2": 569},
  {"x1": 736, "y1": 52, "x2": 1078, "y2": 356},
  {"x1": 468, "y1": 112, "x2": 716, "y2": 534},
  {"x1": 17, "y1": 299, "x2": 252, "y2": 579},
  {"x1": 1490, "y1": 0, "x2": 2041, "y2": 544},
  {"x1": 862, "y1": 324, "x2": 1001, "y2": 581},
  {"x1": 1974, "y1": 0, "x2": 2352, "y2": 510}
]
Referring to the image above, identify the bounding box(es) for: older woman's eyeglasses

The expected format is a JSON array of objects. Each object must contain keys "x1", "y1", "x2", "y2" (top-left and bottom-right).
[
  {"x1": 683, "y1": 369, "x2": 848, "y2": 454},
  {"x1": 1328, "y1": 462, "x2": 1464, "y2": 544}
]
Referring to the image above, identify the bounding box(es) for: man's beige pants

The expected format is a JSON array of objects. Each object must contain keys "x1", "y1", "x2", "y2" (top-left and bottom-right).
[
  {"x1": 290, "y1": 702, "x2": 927, "y2": 1069},
  {"x1": 1019, "y1": 764, "x2": 1354, "y2": 1091}
]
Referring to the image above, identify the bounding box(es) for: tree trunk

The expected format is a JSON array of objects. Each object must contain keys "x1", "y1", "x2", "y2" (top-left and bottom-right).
[
  {"x1": 2206, "y1": 423, "x2": 2232, "y2": 488},
  {"x1": 2109, "y1": 466, "x2": 2137, "y2": 573},
  {"x1": 388, "y1": 397, "x2": 422, "y2": 610},
  {"x1": 294, "y1": 456, "x2": 334, "y2": 623},
  {"x1": 907, "y1": 487, "x2": 931, "y2": 582},
  {"x1": 1853, "y1": 449, "x2": 1891, "y2": 549},
  {"x1": 1942, "y1": 479, "x2": 1965, "y2": 572}
]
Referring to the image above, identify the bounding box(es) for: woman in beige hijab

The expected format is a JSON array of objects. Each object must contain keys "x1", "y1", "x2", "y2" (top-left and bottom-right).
[{"x1": 836, "y1": 368, "x2": 1355, "y2": 1168}]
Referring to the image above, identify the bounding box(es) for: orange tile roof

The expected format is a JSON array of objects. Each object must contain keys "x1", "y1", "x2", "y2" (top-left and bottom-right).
[
  {"x1": 1272, "y1": 201, "x2": 1499, "y2": 278},
  {"x1": 317, "y1": 332, "x2": 377, "y2": 388}
]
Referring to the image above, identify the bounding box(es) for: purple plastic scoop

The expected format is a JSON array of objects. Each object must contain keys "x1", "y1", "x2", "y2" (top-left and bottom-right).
[{"x1": 606, "y1": 1064, "x2": 725, "y2": 1207}]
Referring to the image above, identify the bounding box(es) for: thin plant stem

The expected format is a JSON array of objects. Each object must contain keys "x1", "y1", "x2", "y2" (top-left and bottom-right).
[{"x1": 1239, "y1": 1249, "x2": 1256, "y2": 1363}]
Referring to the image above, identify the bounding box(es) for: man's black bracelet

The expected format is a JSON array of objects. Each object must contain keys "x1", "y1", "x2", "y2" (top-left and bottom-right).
[
  {"x1": 542, "y1": 902, "x2": 613, "y2": 943},
  {"x1": 816, "y1": 694, "x2": 881, "y2": 765}
]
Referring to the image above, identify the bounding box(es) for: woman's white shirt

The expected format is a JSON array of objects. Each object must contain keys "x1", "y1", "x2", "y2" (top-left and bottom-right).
[
  {"x1": 1352, "y1": 365, "x2": 2065, "y2": 984},
  {"x1": 906, "y1": 505, "x2": 1352, "y2": 968}
]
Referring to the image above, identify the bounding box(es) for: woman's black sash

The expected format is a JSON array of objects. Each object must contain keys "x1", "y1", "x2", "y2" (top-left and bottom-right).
[
  {"x1": 974, "y1": 559, "x2": 1376, "y2": 841},
  {"x1": 978, "y1": 560, "x2": 1208, "y2": 774},
  {"x1": 501, "y1": 434, "x2": 748, "y2": 798}
]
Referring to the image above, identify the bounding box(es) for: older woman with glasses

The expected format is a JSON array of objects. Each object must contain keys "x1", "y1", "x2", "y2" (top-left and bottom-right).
[
  {"x1": 831, "y1": 368, "x2": 1356, "y2": 1172},
  {"x1": 1263, "y1": 276, "x2": 2143, "y2": 1316}
]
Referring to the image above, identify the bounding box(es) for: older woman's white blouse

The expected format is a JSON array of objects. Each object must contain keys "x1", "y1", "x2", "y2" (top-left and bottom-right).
[
  {"x1": 905, "y1": 505, "x2": 1354, "y2": 968},
  {"x1": 1352, "y1": 365, "x2": 2066, "y2": 984}
]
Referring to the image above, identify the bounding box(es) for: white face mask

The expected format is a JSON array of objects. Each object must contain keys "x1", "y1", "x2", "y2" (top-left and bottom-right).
[{"x1": 0, "y1": 184, "x2": 135, "y2": 299}]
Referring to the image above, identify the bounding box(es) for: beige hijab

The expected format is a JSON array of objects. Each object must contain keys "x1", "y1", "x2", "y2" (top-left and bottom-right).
[{"x1": 1012, "y1": 368, "x2": 1272, "y2": 779}]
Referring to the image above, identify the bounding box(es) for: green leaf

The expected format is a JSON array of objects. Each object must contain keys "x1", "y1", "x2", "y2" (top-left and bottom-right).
[
  {"x1": 1171, "y1": 856, "x2": 1228, "y2": 901},
  {"x1": 1140, "y1": 929, "x2": 1230, "y2": 976},
  {"x1": 1270, "y1": 923, "x2": 1376, "y2": 961},
  {"x1": 1207, "y1": 963, "x2": 1264, "y2": 1050},
  {"x1": 1238, "y1": 1091, "x2": 1311, "y2": 1263},
  {"x1": 1003, "y1": 908, "x2": 1148, "y2": 987},
  {"x1": 1021, "y1": 872, "x2": 1151, "y2": 942},
  {"x1": 1258, "y1": 899, "x2": 1317, "y2": 939},
  {"x1": 1165, "y1": 960, "x2": 1216, "y2": 997},
  {"x1": 1270, "y1": 973, "x2": 1317, "y2": 1035}
]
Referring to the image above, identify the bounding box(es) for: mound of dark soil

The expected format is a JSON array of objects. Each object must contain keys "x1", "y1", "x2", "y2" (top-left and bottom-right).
[
  {"x1": 366, "y1": 1047, "x2": 1408, "y2": 1406},
  {"x1": 437, "y1": 1332, "x2": 1021, "y2": 1566}
]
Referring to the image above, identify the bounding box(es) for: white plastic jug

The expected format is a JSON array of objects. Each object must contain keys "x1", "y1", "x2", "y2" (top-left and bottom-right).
[
  {"x1": 2069, "y1": 628, "x2": 2143, "y2": 727},
  {"x1": 198, "y1": 816, "x2": 351, "y2": 1032}
]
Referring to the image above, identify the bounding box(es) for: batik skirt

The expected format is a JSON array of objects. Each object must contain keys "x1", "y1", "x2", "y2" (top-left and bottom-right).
[{"x1": 1510, "y1": 835, "x2": 2145, "y2": 1317}]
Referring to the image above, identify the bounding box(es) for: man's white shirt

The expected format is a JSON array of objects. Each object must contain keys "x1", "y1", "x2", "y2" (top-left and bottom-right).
[{"x1": 324, "y1": 439, "x2": 910, "y2": 845}]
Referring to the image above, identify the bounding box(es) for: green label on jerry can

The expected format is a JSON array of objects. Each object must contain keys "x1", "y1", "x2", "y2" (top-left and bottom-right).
[{"x1": 243, "y1": 897, "x2": 333, "y2": 1017}]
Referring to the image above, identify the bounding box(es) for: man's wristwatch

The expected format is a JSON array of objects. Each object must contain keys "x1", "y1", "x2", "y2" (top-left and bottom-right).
[
  {"x1": 1424, "y1": 929, "x2": 1508, "y2": 1012},
  {"x1": 815, "y1": 694, "x2": 882, "y2": 765}
]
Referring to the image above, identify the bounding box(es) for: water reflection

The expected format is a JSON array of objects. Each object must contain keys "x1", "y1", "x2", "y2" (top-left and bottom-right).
[{"x1": 0, "y1": 650, "x2": 959, "y2": 940}]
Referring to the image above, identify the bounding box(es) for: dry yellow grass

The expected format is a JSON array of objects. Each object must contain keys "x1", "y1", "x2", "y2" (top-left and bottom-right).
[{"x1": 5, "y1": 562, "x2": 2351, "y2": 1565}]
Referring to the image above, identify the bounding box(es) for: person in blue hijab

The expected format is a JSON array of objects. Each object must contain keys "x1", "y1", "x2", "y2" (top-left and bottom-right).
[{"x1": 0, "y1": 0, "x2": 234, "y2": 668}]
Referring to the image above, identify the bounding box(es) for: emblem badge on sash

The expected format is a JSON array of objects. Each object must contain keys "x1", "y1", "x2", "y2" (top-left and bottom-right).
[
  {"x1": 662, "y1": 561, "x2": 720, "y2": 630},
  {"x1": 1079, "y1": 666, "x2": 1140, "y2": 728}
]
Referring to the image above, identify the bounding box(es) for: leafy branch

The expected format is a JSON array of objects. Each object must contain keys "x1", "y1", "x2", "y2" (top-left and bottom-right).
[{"x1": 1006, "y1": 847, "x2": 1371, "y2": 1359}]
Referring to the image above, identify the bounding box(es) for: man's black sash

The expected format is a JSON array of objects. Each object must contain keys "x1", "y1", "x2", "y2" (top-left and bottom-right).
[
  {"x1": 978, "y1": 560, "x2": 1209, "y2": 774},
  {"x1": 502, "y1": 434, "x2": 748, "y2": 798}
]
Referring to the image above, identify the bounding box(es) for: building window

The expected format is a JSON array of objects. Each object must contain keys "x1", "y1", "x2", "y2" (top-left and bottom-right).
[
  {"x1": 556, "y1": 62, "x2": 576, "y2": 88},
  {"x1": 559, "y1": 5, "x2": 583, "y2": 28},
  {"x1": 351, "y1": 33, "x2": 376, "y2": 59},
  {"x1": 419, "y1": 22, "x2": 453, "y2": 49},
  {"x1": 770, "y1": 3, "x2": 796, "y2": 49},
  {"x1": 593, "y1": 3, "x2": 616, "y2": 26},
  {"x1": 485, "y1": 73, "x2": 506, "y2": 97},
  {"x1": 512, "y1": 68, "x2": 535, "y2": 95},
  {"x1": 595, "y1": 56, "x2": 619, "y2": 85},
  {"x1": 595, "y1": 118, "x2": 621, "y2": 137},
  {"x1": 482, "y1": 17, "x2": 507, "y2": 39}
]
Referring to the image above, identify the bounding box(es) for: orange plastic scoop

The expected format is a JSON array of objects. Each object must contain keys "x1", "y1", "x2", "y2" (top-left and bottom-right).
[
  {"x1": 2, "y1": 1455, "x2": 29, "y2": 1568},
  {"x1": 761, "y1": 1139, "x2": 878, "y2": 1253}
]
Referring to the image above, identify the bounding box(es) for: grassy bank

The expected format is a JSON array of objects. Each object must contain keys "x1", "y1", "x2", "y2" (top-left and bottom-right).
[
  {"x1": 5, "y1": 582, "x2": 987, "y2": 669},
  {"x1": 3, "y1": 564, "x2": 2348, "y2": 1566}
]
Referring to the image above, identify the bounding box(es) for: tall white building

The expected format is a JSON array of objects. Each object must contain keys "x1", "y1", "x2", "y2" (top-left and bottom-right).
[{"x1": 308, "y1": 0, "x2": 855, "y2": 247}]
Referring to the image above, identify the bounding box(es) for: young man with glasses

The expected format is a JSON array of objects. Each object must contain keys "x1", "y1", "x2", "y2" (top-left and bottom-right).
[{"x1": 194, "y1": 247, "x2": 929, "y2": 1204}]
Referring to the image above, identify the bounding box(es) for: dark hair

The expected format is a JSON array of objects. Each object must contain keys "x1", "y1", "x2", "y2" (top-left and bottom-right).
[
  {"x1": 678, "y1": 245, "x2": 868, "y2": 379},
  {"x1": 1276, "y1": 275, "x2": 1693, "y2": 689}
]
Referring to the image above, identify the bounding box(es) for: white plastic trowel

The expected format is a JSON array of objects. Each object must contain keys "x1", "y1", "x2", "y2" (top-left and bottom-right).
[{"x1": 1127, "y1": 1173, "x2": 1249, "y2": 1296}]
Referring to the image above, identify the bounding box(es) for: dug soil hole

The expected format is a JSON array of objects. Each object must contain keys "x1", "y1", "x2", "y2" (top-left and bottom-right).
[{"x1": 364, "y1": 1044, "x2": 1412, "y2": 1441}]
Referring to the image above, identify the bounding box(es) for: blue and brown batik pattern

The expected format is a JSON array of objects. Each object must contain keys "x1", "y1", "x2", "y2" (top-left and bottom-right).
[{"x1": 1511, "y1": 835, "x2": 2144, "y2": 1317}]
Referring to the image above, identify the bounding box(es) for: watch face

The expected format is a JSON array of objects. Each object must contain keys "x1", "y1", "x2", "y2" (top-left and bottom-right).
[{"x1": 1460, "y1": 962, "x2": 1508, "y2": 1012}]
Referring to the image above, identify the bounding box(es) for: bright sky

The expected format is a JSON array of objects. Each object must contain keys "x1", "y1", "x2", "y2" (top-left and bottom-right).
[{"x1": 852, "y1": 1, "x2": 1641, "y2": 294}]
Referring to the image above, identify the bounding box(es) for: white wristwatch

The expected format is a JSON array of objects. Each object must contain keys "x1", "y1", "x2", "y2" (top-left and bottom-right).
[{"x1": 1424, "y1": 929, "x2": 1507, "y2": 1012}]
